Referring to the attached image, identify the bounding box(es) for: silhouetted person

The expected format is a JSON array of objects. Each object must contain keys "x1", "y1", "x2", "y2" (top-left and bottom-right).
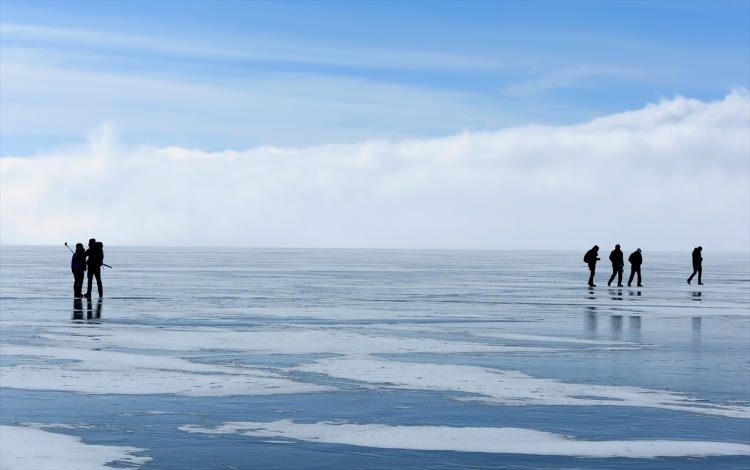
[
  {"x1": 687, "y1": 246, "x2": 703, "y2": 285},
  {"x1": 607, "y1": 244, "x2": 624, "y2": 287},
  {"x1": 84, "y1": 238, "x2": 103, "y2": 298},
  {"x1": 583, "y1": 245, "x2": 600, "y2": 287},
  {"x1": 71, "y1": 242, "x2": 86, "y2": 298},
  {"x1": 627, "y1": 248, "x2": 643, "y2": 287}
]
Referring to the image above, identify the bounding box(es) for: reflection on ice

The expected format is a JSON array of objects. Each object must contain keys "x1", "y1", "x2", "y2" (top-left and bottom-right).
[
  {"x1": 609, "y1": 289, "x2": 623, "y2": 301},
  {"x1": 610, "y1": 315, "x2": 623, "y2": 341},
  {"x1": 72, "y1": 298, "x2": 102, "y2": 322},
  {"x1": 628, "y1": 316, "x2": 641, "y2": 343},
  {"x1": 692, "y1": 317, "x2": 703, "y2": 350},
  {"x1": 585, "y1": 306, "x2": 597, "y2": 339}
]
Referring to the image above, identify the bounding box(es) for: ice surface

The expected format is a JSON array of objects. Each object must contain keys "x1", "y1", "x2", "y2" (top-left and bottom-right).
[
  {"x1": 0, "y1": 425, "x2": 150, "y2": 469},
  {"x1": 180, "y1": 420, "x2": 750, "y2": 458},
  {"x1": 2, "y1": 248, "x2": 748, "y2": 468}
]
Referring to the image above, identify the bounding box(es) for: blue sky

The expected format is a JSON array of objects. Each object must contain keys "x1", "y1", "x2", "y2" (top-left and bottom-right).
[
  {"x1": 1, "y1": 1, "x2": 749, "y2": 249},
  {"x1": 1, "y1": 0, "x2": 748, "y2": 154}
]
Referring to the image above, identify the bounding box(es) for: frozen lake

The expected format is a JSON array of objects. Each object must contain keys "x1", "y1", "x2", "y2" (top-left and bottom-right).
[{"x1": 1, "y1": 247, "x2": 749, "y2": 469}]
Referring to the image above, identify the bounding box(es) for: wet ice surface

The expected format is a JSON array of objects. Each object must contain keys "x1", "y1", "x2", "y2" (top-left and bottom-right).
[{"x1": 1, "y1": 247, "x2": 749, "y2": 469}]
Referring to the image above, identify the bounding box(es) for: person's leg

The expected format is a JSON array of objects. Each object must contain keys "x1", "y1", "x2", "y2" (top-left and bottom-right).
[
  {"x1": 608, "y1": 266, "x2": 616, "y2": 286},
  {"x1": 617, "y1": 268, "x2": 623, "y2": 286},
  {"x1": 95, "y1": 270, "x2": 103, "y2": 296},
  {"x1": 74, "y1": 272, "x2": 83, "y2": 297},
  {"x1": 697, "y1": 267, "x2": 702, "y2": 284},
  {"x1": 628, "y1": 269, "x2": 635, "y2": 286},
  {"x1": 85, "y1": 271, "x2": 93, "y2": 296},
  {"x1": 588, "y1": 266, "x2": 596, "y2": 286},
  {"x1": 637, "y1": 267, "x2": 642, "y2": 286},
  {"x1": 688, "y1": 267, "x2": 696, "y2": 284}
]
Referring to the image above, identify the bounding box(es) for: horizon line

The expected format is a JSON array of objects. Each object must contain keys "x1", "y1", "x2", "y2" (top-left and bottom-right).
[{"x1": 2, "y1": 244, "x2": 748, "y2": 255}]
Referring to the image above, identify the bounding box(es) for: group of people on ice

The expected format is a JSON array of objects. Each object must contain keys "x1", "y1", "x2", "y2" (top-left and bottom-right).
[
  {"x1": 70, "y1": 238, "x2": 105, "y2": 298},
  {"x1": 583, "y1": 245, "x2": 703, "y2": 288},
  {"x1": 68, "y1": 239, "x2": 706, "y2": 296}
]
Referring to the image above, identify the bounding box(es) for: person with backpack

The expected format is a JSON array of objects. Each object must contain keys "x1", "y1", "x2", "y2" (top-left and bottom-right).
[
  {"x1": 583, "y1": 245, "x2": 600, "y2": 287},
  {"x1": 607, "y1": 244, "x2": 624, "y2": 287},
  {"x1": 687, "y1": 246, "x2": 703, "y2": 285},
  {"x1": 84, "y1": 238, "x2": 104, "y2": 298},
  {"x1": 71, "y1": 243, "x2": 87, "y2": 298},
  {"x1": 627, "y1": 248, "x2": 643, "y2": 287}
]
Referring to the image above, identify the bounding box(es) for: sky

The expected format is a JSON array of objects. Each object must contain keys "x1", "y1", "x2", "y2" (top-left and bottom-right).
[{"x1": 0, "y1": 0, "x2": 748, "y2": 250}]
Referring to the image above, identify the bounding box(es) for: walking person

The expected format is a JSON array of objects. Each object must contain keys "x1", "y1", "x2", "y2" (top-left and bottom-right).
[
  {"x1": 627, "y1": 248, "x2": 643, "y2": 287},
  {"x1": 583, "y1": 245, "x2": 600, "y2": 287},
  {"x1": 607, "y1": 244, "x2": 624, "y2": 287},
  {"x1": 84, "y1": 238, "x2": 104, "y2": 298},
  {"x1": 71, "y1": 243, "x2": 86, "y2": 297},
  {"x1": 687, "y1": 246, "x2": 703, "y2": 285}
]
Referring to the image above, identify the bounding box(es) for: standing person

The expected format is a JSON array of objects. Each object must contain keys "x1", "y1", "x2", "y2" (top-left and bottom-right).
[
  {"x1": 687, "y1": 246, "x2": 703, "y2": 285},
  {"x1": 607, "y1": 244, "x2": 624, "y2": 287},
  {"x1": 583, "y1": 245, "x2": 600, "y2": 287},
  {"x1": 71, "y1": 243, "x2": 86, "y2": 297},
  {"x1": 628, "y1": 248, "x2": 643, "y2": 287},
  {"x1": 84, "y1": 238, "x2": 103, "y2": 298}
]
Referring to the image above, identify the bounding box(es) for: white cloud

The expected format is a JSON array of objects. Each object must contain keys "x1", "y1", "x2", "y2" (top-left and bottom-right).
[{"x1": 1, "y1": 91, "x2": 748, "y2": 250}]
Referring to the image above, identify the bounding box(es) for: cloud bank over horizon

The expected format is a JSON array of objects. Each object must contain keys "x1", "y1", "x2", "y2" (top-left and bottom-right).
[{"x1": 1, "y1": 90, "x2": 748, "y2": 250}]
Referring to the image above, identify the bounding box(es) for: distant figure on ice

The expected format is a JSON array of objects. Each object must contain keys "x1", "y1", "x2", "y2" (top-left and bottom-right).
[
  {"x1": 607, "y1": 244, "x2": 624, "y2": 287},
  {"x1": 583, "y1": 245, "x2": 600, "y2": 287},
  {"x1": 84, "y1": 238, "x2": 104, "y2": 298},
  {"x1": 687, "y1": 246, "x2": 703, "y2": 285},
  {"x1": 628, "y1": 248, "x2": 643, "y2": 287},
  {"x1": 71, "y1": 243, "x2": 86, "y2": 297}
]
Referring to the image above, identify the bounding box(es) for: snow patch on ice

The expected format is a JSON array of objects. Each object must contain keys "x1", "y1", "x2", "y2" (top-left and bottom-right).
[
  {"x1": 294, "y1": 356, "x2": 750, "y2": 418},
  {"x1": 348, "y1": 322, "x2": 644, "y2": 347},
  {"x1": 471, "y1": 332, "x2": 639, "y2": 345},
  {"x1": 179, "y1": 420, "x2": 750, "y2": 458},
  {"x1": 1, "y1": 345, "x2": 333, "y2": 396},
  {"x1": 21, "y1": 422, "x2": 96, "y2": 430},
  {"x1": 0, "y1": 425, "x2": 151, "y2": 469},
  {"x1": 36, "y1": 325, "x2": 556, "y2": 354}
]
